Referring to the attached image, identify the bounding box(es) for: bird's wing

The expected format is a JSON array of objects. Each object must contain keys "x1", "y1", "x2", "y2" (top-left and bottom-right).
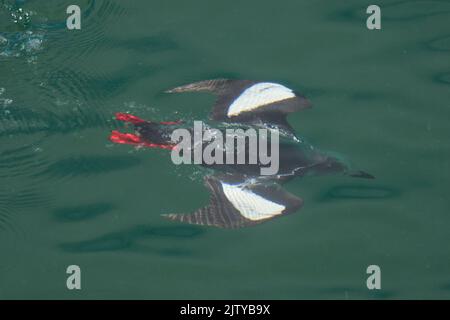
[
  {"x1": 165, "y1": 79, "x2": 311, "y2": 135},
  {"x1": 162, "y1": 174, "x2": 303, "y2": 228}
]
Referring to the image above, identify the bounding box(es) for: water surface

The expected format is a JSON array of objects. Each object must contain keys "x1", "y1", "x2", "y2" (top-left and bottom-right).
[{"x1": 0, "y1": 0, "x2": 449, "y2": 299}]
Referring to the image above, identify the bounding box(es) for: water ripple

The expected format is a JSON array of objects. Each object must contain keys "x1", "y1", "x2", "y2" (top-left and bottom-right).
[
  {"x1": 319, "y1": 184, "x2": 400, "y2": 201},
  {"x1": 433, "y1": 71, "x2": 450, "y2": 85},
  {"x1": 0, "y1": 142, "x2": 49, "y2": 179},
  {"x1": 0, "y1": 105, "x2": 116, "y2": 136},
  {"x1": 39, "y1": 155, "x2": 142, "y2": 178},
  {"x1": 59, "y1": 225, "x2": 205, "y2": 254},
  {"x1": 0, "y1": 186, "x2": 50, "y2": 235},
  {"x1": 330, "y1": 0, "x2": 450, "y2": 22},
  {"x1": 53, "y1": 203, "x2": 114, "y2": 222},
  {"x1": 425, "y1": 34, "x2": 450, "y2": 52},
  {"x1": 43, "y1": 0, "x2": 127, "y2": 68},
  {"x1": 42, "y1": 63, "x2": 159, "y2": 103}
]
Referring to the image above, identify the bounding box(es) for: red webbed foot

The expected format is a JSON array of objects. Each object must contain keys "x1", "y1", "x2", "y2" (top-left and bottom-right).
[
  {"x1": 115, "y1": 112, "x2": 182, "y2": 126},
  {"x1": 109, "y1": 130, "x2": 175, "y2": 150},
  {"x1": 115, "y1": 113, "x2": 148, "y2": 125}
]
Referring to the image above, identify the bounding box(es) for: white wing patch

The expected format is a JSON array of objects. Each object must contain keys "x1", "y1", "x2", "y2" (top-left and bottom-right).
[
  {"x1": 221, "y1": 182, "x2": 285, "y2": 221},
  {"x1": 227, "y1": 82, "x2": 295, "y2": 117}
]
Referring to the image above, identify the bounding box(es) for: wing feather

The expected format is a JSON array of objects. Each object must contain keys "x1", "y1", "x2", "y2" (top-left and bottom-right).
[
  {"x1": 162, "y1": 175, "x2": 303, "y2": 228},
  {"x1": 165, "y1": 79, "x2": 311, "y2": 136}
]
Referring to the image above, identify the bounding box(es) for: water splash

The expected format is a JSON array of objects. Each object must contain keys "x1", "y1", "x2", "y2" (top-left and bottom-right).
[
  {"x1": 9, "y1": 6, "x2": 31, "y2": 25},
  {"x1": 1, "y1": 0, "x2": 32, "y2": 29},
  {"x1": 0, "y1": 88, "x2": 13, "y2": 113},
  {"x1": 0, "y1": 30, "x2": 43, "y2": 58},
  {"x1": 0, "y1": 0, "x2": 44, "y2": 59}
]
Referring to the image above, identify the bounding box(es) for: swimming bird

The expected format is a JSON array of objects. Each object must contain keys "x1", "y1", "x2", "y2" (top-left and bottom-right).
[{"x1": 110, "y1": 79, "x2": 373, "y2": 228}]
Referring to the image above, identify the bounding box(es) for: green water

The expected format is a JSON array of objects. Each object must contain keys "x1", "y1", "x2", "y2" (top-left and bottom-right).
[{"x1": 0, "y1": 0, "x2": 449, "y2": 299}]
